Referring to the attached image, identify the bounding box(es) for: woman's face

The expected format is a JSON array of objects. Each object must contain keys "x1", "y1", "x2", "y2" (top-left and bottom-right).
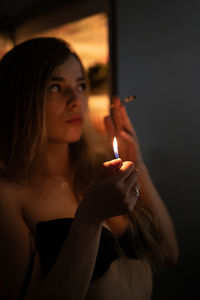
[{"x1": 46, "y1": 55, "x2": 88, "y2": 144}]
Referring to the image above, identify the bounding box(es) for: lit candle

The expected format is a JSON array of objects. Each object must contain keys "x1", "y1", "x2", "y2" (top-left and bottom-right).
[{"x1": 113, "y1": 137, "x2": 119, "y2": 158}]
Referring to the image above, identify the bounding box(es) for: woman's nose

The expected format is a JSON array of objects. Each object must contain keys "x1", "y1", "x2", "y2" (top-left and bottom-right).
[{"x1": 66, "y1": 90, "x2": 82, "y2": 110}]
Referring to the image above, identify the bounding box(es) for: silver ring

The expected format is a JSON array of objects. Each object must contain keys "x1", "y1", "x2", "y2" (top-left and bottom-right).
[{"x1": 135, "y1": 187, "x2": 140, "y2": 198}]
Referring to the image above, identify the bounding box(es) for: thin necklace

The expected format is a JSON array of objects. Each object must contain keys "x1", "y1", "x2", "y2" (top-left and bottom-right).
[
  {"x1": 47, "y1": 175, "x2": 70, "y2": 190},
  {"x1": 60, "y1": 181, "x2": 69, "y2": 189}
]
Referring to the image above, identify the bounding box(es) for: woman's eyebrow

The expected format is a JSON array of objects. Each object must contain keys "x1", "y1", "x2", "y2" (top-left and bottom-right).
[
  {"x1": 50, "y1": 76, "x2": 65, "y2": 81},
  {"x1": 50, "y1": 76, "x2": 85, "y2": 82}
]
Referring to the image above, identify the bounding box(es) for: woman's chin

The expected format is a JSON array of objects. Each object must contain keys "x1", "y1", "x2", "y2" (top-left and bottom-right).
[
  {"x1": 67, "y1": 136, "x2": 82, "y2": 143},
  {"x1": 65, "y1": 132, "x2": 83, "y2": 144}
]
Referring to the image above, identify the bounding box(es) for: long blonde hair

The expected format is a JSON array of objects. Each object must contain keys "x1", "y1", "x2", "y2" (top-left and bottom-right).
[{"x1": 0, "y1": 37, "x2": 84, "y2": 182}]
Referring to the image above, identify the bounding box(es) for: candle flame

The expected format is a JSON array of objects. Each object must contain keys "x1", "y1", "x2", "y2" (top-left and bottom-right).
[{"x1": 113, "y1": 137, "x2": 119, "y2": 158}]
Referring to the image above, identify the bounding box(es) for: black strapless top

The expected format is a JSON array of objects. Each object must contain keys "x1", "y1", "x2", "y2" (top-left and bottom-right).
[
  {"x1": 36, "y1": 218, "x2": 138, "y2": 281},
  {"x1": 20, "y1": 218, "x2": 138, "y2": 299}
]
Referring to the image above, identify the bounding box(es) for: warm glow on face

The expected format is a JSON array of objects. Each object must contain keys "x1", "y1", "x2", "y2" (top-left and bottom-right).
[{"x1": 113, "y1": 137, "x2": 119, "y2": 158}]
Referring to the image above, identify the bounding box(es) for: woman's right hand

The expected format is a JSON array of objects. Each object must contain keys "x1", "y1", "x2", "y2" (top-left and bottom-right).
[{"x1": 76, "y1": 158, "x2": 140, "y2": 224}]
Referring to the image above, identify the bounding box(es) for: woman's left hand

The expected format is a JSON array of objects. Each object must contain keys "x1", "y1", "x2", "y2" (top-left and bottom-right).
[{"x1": 104, "y1": 96, "x2": 144, "y2": 167}]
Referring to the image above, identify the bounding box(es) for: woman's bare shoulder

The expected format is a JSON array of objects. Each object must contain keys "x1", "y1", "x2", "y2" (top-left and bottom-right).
[
  {"x1": 0, "y1": 178, "x2": 26, "y2": 213},
  {"x1": 0, "y1": 177, "x2": 23, "y2": 191},
  {"x1": 0, "y1": 178, "x2": 37, "y2": 298}
]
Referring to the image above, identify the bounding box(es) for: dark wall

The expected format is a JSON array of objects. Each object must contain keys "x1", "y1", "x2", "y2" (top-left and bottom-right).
[
  {"x1": 115, "y1": 0, "x2": 200, "y2": 298},
  {"x1": 0, "y1": 0, "x2": 38, "y2": 16}
]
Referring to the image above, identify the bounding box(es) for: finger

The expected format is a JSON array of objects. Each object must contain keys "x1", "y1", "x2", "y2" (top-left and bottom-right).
[
  {"x1": 119, "y1": 106, "x2": 139, "y2": 143},
  {"x1": 97, "y1": 158, "x2": 122, "y2": 179},
  {"x1": 112, "y1": 96, "x2": 123, "y2": 133},
  {"x1": 126, "y1": 183, "x2": 141, "y2": 211},
  {"x1": 130, "y1": 183, "x2": 141, "y2": 204},
  {"x1": 111, "y1": 96, "x2": 133, "y2": 133},
  {"x1": 115, "y1": 161, "x2": 135, "y2": 181},
  {"x1": 119, "y1": 129, "x2": 138, "y2": 144},
  {"x1": 131, "y1": 182, "x2": 141, "y2": 198},
  {"x1": 128, "y1": 195, "x2": 138, "y2": 211},
  {"x1": 119, "y1": 104, "x2": 134, "y2": 133},
  {"x1": 124, "y1": 168, "x2": 140, "y2": 190},
  {"x1": 104, "y1": 115, "x2": 116, "y2": 138},
  {"x1": 103, "y1": 158, "x2": 122, "y2": 168}
]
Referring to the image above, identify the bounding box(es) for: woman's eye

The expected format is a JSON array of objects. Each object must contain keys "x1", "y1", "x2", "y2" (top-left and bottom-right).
[
  {"x1": 49, "y1": 84, "x2": 61, "y2": 93},
  {"x1": 77, "y1": 83, "x2": 87, "y2": 91}
]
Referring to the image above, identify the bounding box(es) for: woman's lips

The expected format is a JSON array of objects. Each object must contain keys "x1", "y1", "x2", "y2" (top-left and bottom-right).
[{"x1": 66, "y1": 116, "x2": 83, "y2": 125}]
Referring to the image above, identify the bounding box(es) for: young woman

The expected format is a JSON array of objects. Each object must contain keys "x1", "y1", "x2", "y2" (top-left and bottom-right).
[{"x1": 0, "y1": 37, "x2": 178, "y2": 300}]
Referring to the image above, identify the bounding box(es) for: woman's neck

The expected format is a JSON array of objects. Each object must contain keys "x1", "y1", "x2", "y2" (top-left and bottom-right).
[{"x1": 42, "y1": 142, "x2": 70, "y2": 179}]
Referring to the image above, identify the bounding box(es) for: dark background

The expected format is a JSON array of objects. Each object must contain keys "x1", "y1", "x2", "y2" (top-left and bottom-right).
[
  {"x1": 0, "y1": 0, "x2": 199, "y2": 299},
  {"x1": 115, "y1": 0, "x2": 200, "y2": 298}
]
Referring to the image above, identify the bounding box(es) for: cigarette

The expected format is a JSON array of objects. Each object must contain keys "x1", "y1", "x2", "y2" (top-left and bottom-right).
[{"x1": 110, "y1": 95, "x2": 136, "y2": 108}]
